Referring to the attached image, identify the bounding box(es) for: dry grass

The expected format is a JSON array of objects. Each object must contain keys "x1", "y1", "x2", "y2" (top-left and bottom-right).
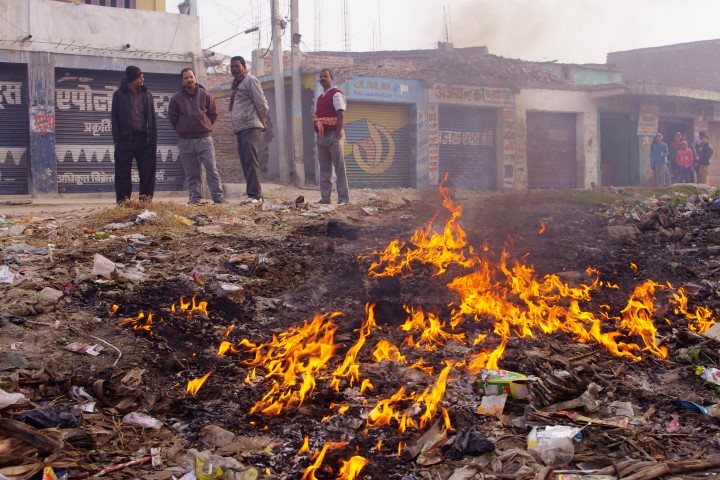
[{"x1": 75, "y1": 200, "x2": 235, "y2": 237}]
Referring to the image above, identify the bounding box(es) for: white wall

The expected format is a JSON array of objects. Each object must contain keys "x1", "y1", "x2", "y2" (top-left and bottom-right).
[
  {"x1": 0, "y1": 0, "x2": 200, "y2": 59},
  {"x1": 515, "y1": 89, "x2": 600, "y2": 189}
]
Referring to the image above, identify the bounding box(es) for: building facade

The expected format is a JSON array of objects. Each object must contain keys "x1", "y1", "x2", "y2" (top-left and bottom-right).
[{"x1": 0, "y1": 0, "x2": 201, "y2": 196}]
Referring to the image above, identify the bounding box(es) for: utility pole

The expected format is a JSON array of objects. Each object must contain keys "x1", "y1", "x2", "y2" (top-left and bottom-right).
[
  {"x1": 291, "y1": 0, "x2": 305, "y2": 186},
  {"x1": 272, "y1": 0, "x2": 288, "y2": 183}
]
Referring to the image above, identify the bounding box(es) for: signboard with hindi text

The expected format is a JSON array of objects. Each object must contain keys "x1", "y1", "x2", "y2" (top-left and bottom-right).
[
  {"x1": 54, "y1": 68, "x2": 183, "y2": 193},
  {"x1": 637, "y1": 104, "x2": 659, "y2": 136}
]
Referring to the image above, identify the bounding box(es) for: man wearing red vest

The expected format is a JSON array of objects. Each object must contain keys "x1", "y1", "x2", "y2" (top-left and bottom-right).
[{"x1": 313, "y1": 69, "x2": 350, "y2": 205}]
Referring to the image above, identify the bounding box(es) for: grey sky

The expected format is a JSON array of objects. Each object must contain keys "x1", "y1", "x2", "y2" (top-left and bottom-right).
[{"x1": 171, "y1": 0, "x2": 720, "y2": 64}]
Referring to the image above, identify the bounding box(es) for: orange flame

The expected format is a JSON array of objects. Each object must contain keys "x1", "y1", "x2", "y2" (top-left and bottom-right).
[
  {"x1": 410, "y1": 357, "x2": 434, "y2": 375},
  {"x1": 301, "y1": 442, "x2": 348, "y2": 480},
  {"x1": 402, "y1": 306, "x2": 466, "y2": 351},
  {"x1": 186, "y1": 371, "x2": 213, "y2": 396},
  {"x1": 330, "y1": 304, "x2": 376, "y2": 391},
  {"x1": 118, "y1": 311, "x2": 154, "y2": 335},
  {"x1": 297, "y1": 435, "x2": 311, "y2": 455},
  {"x1": 671, "y1": 288, "x2": 716, "y2": 334},
  {"x1": 372, "y1": 339, "x2": 407, "y2": 363},
  {"x1": 360, "y1": 378, "x2": 374, "y2": 394},
  {"x1": 300, "y1": 443, "x2": 328, "y2": 480},
  {"x1": 336, "y1": 456, "x2": 368, "y2": 480},
  {"x1": 368, "y1": 174, "x2": 478, "y2": 277},
  {"x1": 110, "y1": 304, "x2": 119, "y2": 316},
  {"x1": 538, "y1": 220, "x2": 546, "y2": 234},
  {"x1": 417, "y1": 361, "x2": 454, "y2": 429},
  {"x1": 218, "y1": 341, "x2": 238, "y2": 355},
  {"x1": 243, "y1": 313, "x2": 340, "y2": 415}
]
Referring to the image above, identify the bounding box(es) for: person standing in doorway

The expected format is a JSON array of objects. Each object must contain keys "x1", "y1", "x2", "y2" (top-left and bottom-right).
[
  {"x1": 169, "y1": 67, "x2": 225, "y2": 204},
  {"x1": 111, "y1": 66, "x2": 157, "y2": 203},
  {"x1": 650, "y1": 133, "x2": 670, "y2": 186},
  {"x1": 312, "y1": 68, "x2": 349, "y2": 205},
  {"x1": 675, "y1": 140, "x2": 695, "y2": 183},
  {"x1": 229, "y1": 56, "x2": 268, "y2": 204},
  {"x1": 668, "y1": 131, "x2": 683, "y2": 183},
  {"x1": 696, "y1": 131, "x2": 713, "y2": 184}
]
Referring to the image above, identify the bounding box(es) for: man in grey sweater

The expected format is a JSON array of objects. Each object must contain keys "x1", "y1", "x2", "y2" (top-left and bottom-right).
[
  {"x1": 169, "y1": 67, "x2": 225, "y2": 204},
  {"x1": 229, "y1": 55, "x2": 269, "y2": 203}
]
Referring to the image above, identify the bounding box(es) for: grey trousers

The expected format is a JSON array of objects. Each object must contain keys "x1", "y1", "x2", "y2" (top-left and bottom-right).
[
  {"x1": 178, "y1": 137, "x2": 224, "y2": 203},
  {"x1": 652, "y1": 162, "x2": 670, "y2": 186},
  {"x1": 236, "y1": 128, "x2": 263, "y2": 200},
  {"x1": 317, "y1": 134, "x2": 349, "y2": 203}
]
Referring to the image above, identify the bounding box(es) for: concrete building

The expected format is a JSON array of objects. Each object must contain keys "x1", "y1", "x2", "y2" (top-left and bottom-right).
[
  {"x1": 0, "y1": 0, "x2": 201, "y2": 196},
  {"x1": 606, "y1": 41, "x2": 720, "y2": 186}
]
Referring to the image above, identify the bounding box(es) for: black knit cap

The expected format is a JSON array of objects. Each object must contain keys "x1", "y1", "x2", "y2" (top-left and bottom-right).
[{"x1": 126, "y1": 66, "x2": 143, "y2": 82}]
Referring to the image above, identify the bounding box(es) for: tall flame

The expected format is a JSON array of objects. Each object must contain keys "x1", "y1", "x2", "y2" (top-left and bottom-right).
[{"x1": 330, "y1": 304, "x2": 377, "y2": 391}]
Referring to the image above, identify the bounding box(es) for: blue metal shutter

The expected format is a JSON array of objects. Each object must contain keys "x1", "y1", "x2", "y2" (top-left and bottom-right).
[{"x1": 0, "y1": 63, "x2": 29, "y2": 195}]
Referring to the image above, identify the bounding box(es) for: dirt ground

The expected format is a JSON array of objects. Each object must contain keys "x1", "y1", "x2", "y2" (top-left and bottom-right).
[{"x1": 3, "y1": 181, "x2": 720, "y2": 480}]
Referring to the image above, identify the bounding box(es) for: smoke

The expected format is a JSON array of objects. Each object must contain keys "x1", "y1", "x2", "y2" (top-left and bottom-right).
[{"x1": 419, "y1": 0, "x2": 715, "y2": 65}]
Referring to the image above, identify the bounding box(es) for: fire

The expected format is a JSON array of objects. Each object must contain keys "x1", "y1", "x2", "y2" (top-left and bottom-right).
[
  {"x1": 242, "y1": 313, "x2": 340, "y2": 415},
  {"x1": 110, "y1": 304, "x2": 119, "y2": 316},
  {"x1": 297, "y1": 435, "x2": 311, "y2": 455},
  {"x1": 172, "y1": 296, "x2": 208, "y2": 318},
  {"x1": 368, "y1": 176, "x2": 478, "y2": 277},
  {"x1": 360, "y1": 378, "x2": 373, "y2": 394},
  {"x1": 372, "y1": 339, "x2": 407, "y2": 363},
  {"x1": 366, "y1": 174, "x2": 701, "y2": 368},
  {"x1": 417, "y1": 361, "x2": 454, "y2": 430},
  {"x1": 336, "y1": 456, "x2": 368, "y2": 480},
  {"x1": 118, "y1": 311, "x2": 154, "y2": 335},
  {"x1": 367, "y1": 386, "x2": 411, "y2": 428},
  {"x1": 300, "y1": 443, "x2": 328, "y2": 480},
  {"x1": 538, "y1": 220, "x2": 546, "y2": 234},
  {"x1": 300, "y1": 442, "x2": 348, "y2": 480},
  {"x1": 218, "y1": 340, "x2": 239, "y2": 356},
  {"x1": 402, "y1": 306, "x2": 466, "y2": 351},
  {"x1": 671, "y1": 288, "x2": 716, "y2": 334},
  {"x1": 409, "y1": 357, "x2": 434, "y2": 375},
  {"x1": 330, "y1": 304, "x2": 377, "y2": 391},
  {"x1": 186, "y1": 370, "x2": 213, "y2": 396}
]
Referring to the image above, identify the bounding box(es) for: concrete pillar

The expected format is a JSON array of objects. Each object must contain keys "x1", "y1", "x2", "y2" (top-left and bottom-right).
[{"x1": 27, "y1": 52, "x2": 58, "y2": 196}]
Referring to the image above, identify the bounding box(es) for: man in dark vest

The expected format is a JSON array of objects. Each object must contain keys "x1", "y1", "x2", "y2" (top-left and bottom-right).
[
  {"x1": 313, "y1": 69, "x2": 349, "y2": 205},
  {"x1": 111, "y1": 65, "x2": 157, "y2": 203}
]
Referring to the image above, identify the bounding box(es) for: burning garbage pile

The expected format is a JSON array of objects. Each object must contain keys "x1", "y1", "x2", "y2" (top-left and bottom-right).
[{"x1": 4, "y1": 180, "x2": 720, "y2": 479}]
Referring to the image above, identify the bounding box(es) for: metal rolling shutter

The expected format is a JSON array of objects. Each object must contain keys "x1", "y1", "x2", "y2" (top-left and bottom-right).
[
  {"x1": 526, "y1": 112, "x2": 577, "y2": 189},
  {"x1": 706, "y1": 122, "x2": 720, "y2": 187},
  {"x1": 438, "y1": 105, "x2": 497, "y2": 190},
  {"x1": 54, "y1": 68, "x2": 183, "y2": 194},
  {"x1": 343, "y1": 102, "x2": 412, "y2": 188},
  {"x1": 0, "y1": 63, "x2": 29, "y2": 195}
]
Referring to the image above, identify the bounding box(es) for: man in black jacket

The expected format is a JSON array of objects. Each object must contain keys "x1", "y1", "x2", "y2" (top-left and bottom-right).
[{"x1": 111, "y1": 66, "x2": 158, "y2": 203}]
